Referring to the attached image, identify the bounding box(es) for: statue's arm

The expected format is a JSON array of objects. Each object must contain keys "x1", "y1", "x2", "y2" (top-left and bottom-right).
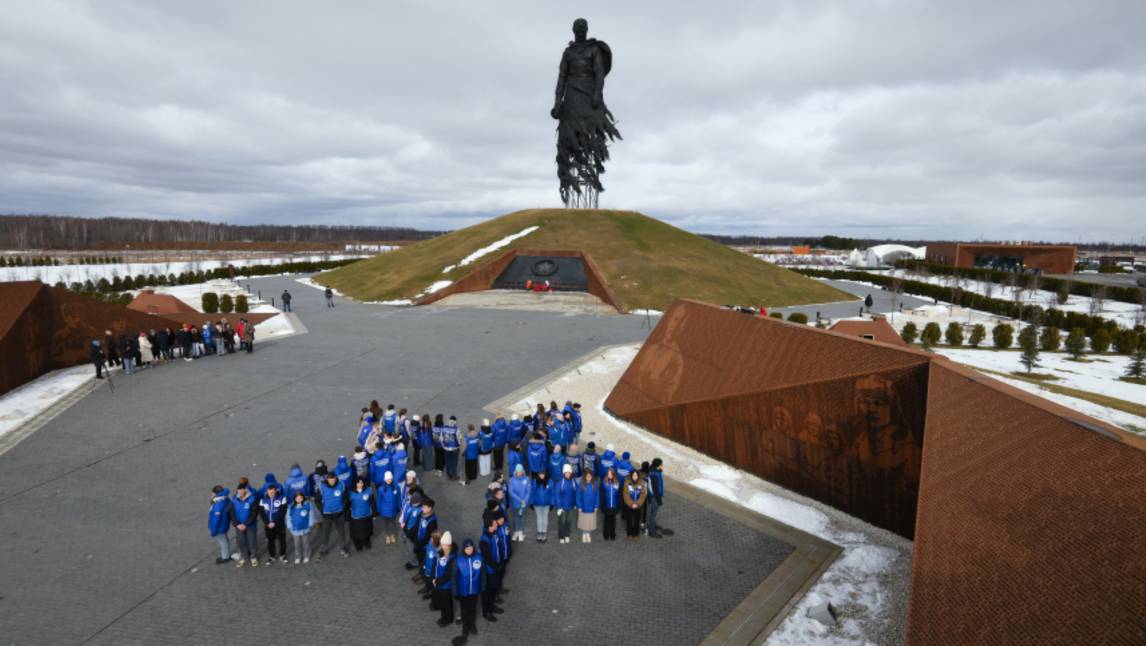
[
  {"x1": 591, "y1": 47, "x2": 605, "y2": 108},
  {"x1": 551, "y1": 52, "x2": 569, "y2": 118}
]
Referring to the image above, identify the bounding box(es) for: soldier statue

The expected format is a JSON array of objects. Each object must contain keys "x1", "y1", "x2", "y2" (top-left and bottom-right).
[{"x1": 551, "y1": 18, "x2": 621, "y2": 208}]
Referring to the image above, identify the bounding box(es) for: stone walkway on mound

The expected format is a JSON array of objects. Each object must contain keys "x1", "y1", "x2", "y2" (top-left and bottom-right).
[{"x1": 426, "y1": 288, "x2": 619, "y2": 315}]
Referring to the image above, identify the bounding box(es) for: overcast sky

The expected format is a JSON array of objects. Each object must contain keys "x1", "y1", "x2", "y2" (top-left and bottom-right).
[{"x1": 1, "y1": 1, "x2": 1143, "y2": 241}]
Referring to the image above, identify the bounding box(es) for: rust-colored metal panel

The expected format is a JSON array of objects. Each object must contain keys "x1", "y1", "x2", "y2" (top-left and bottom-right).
[
  {"x1": 416, "y1": 248, "x2": 621, "y2": 311},
  {"x1": 605, "y1": 299, "x2": 930, "y2": 419},
  {"x1": 0, "y1": 282, "x2": 185, "y2": 395},
  {"x1": 907, "y1": 360, "x2": 1146, "y2": 645}
]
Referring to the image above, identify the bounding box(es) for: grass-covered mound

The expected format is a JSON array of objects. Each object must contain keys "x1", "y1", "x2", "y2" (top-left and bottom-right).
[{"x1": 318, "y1": 209, "x2": 849, "y2": 312}]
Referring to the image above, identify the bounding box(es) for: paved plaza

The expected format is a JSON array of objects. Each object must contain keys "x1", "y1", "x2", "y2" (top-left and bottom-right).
[{"x1": 0, "y1": 275, "x2": 819, "y2": 645}]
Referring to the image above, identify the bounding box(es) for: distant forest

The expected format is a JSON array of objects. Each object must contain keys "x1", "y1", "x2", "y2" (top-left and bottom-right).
[
  {"x1": 701, "y1": 233, "x2": 1146, "y2": 252},
  {"x1": 0, "y1": 215, "x2": 442, "y2": 249}
]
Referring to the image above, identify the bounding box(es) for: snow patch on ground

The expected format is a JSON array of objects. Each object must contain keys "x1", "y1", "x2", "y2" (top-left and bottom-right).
[
  {"x1": 367, "y1": 299, "x2": 414, "y2": 306},
  {"x1": 295, "y1": 276, "x2": 345, "y2": 298},
  {"x1": 629, "y1": 309, "x2": 663, "y2": 316},
  {"x1": 421, "y1": 280, "x2": 452, "y2": 296},
  {"x1": 0, "y1": 366, "x2": 92, "y2": 440},
  {"x1": 442, "y1": 225, "x2": 541, "y2": 274},
  {"x1": 506, "y1": 343, "x2": 911, "y2": 645}
]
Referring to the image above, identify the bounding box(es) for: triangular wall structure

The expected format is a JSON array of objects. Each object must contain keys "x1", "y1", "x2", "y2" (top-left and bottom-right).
[{"x1": 605, "y1": 299, "x2": 1146, "y2": 643}]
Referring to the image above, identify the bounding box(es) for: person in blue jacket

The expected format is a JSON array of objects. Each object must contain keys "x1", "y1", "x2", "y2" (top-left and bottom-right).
[
  {"x1": 257, "y1": 472, "x2": 282, "y2": 499},
  {"x1": 401, "y1": 490, "x2": 425, "y2": 573},
  {"x1": 530, "y1": 470, "x2": 553, "y2": 542},
  {"x1": 348, "y1": 477, "x2": 376, "y2": 552},
  {"x1": 571, "y1": 402, "x2": 583, "y2": 441},
  {"x1": 351, "y1": 447, "x2": 371, "y2": 483},
  {"x1": 507, "y1": 413, "x2": 525, "y2": 447},
  {"x1": 494, "y1": 511, "x2": 512, "y2": 593},
  {"x1": 454, "y1": 537, "x2": 483, "y2": 642},
  {"x1": 392, "y1": 442, "x2": 409, "y2": 481},
  {"x1": 463, "y1": 424, "x2": 481, "y2": 485},
  {"x1": 478, "y1": 421, "x2": 495, "y2": 478},
  {"x1": 283, "y1": 464, "x2": 308, "y2": 500},
  {"x1": 417, "y1": 414, "x2": 434, "y2": 472},
  {"x1": 564, "y1": 443, "x2": 582, "y2": 479},
  {"x1": 432, "y1": 413, "x2": 446, "y2": 475},
  {"x1": 208, "y1": 485, "x2": 232, "y2": 564},
  {"x1": 548, "y1": 445, "x2": 566, "y2": 482},
  {"x1": 334, "y1": 455, "x2": 353, "y2": 487},
  {"x1": 576, "y1": 470, "x2": 600, "y2": 543},
  {"x1": 526, "y1": 433, "x2": 548, "y2": 475},
  {"x1": 505, "y1": 441, "x2": 524, "y2": 479},
  {"x1": 315, "y1": 472, "x2": 350, "y2": 559},
  {"x1": 646, "y1": 457, "x2": 666, "y2": 538},
  {"x1": 478, "y1": 516, "x2": 504, "y2": 621},
  {"x1": 599, "y1": 467, "x2": 621, "y2": 541},
  {"x1": 442, "y1": 416, "x2": 461, "y2": 481},
  {"x1": 491, "y1": 415, "x2": 508, "y2": 471},
  {"x1": 562, "y1": 409, "x2": 578, "y2": 447},
  {"x1": 259, "y1": 483, "x2": 288, "y2": 565},
  {"x1": 432, "y1": 532, "x2": 457, "y2": 627},
  {"x1": 598, "y1": 444, "x2": 617, "y2": 478},
  {"x1": 410, "y1": 498, "x2": 439, "y2": 574},
  {"x1": 288, "y1": 491, "x2": 313, "y2": 564},
  {"x1": 580, "y1": 442, "x2": 600, "y2": 481},
  {"x1": 202, "y1": 322, "x2": 214, "y2": 355},
  {"x1": 370, "y1": 443, "x2": 393, "y2": 488},
  {"x1": 615, "y1": 451, "x2": 635, "y2": 480},
  {"x1": 555, "y1": 464, "x2": 578, "y2": 544},
  {"x1": 232, "y1": 482, "x2": 259, "y2": 567},
  {"x1": 420, "y1": 526, "x2": 441, "y2": 599},
  {"x1": 376, "y1": 470, "x2": 401, "y2": 545},
  {"x1": 507, "y1": 464, "x2": 532, "y2": 542},
  {"x1": 544, "y1": 416, "x2": 563, "y2": 449}
]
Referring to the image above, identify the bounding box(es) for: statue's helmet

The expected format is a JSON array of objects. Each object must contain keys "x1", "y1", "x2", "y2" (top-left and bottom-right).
[{"x1": 573, "y1": 18, "x2": 588, "y2": 33}]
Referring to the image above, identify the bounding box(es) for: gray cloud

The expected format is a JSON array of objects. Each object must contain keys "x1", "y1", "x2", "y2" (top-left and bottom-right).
[{"x1": 1, "y1": 0, "x2": 1143, "y2": 241}]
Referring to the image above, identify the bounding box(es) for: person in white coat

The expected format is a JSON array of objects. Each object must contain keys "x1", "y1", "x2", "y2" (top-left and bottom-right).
[{"x1": 137, "y1": 331, "x2": 155, "y2": 365}]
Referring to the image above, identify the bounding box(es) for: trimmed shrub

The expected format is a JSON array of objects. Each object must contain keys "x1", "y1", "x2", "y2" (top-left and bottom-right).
[
  {"x1": 787, "y1": 312, "x2": 809, "y2": 324},
  {"x1": 202, "y1": 292, "x2": 219, "y2": 313},
  {"x1": 1091, "y1": 328, "x2": 1111, "y2": 353},
  {"x1": 1039, "y1": 327, "x2": 1061, "y2": 352},
  {"x1": 235, "y1": 294, "x2": 249, "y2": 313},
  {"x1": 901, "y1": 322, "x2": 918, "y2": 344},
  {"x1": 993, "y1": 323, "x2": 1014, "y2": 349},
  {"x1": 945, "y1": 322, "x2": 964, "y2": 346},
  {"x1": 921, "y1": 322, "x2": 942, "y2": 349},
  {"x1": 968, "y1": 324, "x2": 986, "y2": 347},
  {"x1": 1065, "y1": 328, "x2": 1087, "y2": 359},
  {"x1": 769, "y1": 311, "x2": 783, "y2": 319},
  {"x1": 220, "y1": 294, "x2": 234, "y2": 314},
  {"x1": 1114, "y1": 329, "x2": 1141, "y2": 355}
]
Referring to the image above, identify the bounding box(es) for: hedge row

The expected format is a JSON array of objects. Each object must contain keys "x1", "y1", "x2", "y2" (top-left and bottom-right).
[
  {"x1": 795, "y1": 268, "x2": 1140, "y2": 338},
  {"x1": 894, "y1": 260, "x2": 1144, "y2": 304},
  {"x1": 0, "y1": 256, "x2": 132, "y2": 267},
  {"x1": 52, "y1": 258, "x2": 361, "y2": 295}
]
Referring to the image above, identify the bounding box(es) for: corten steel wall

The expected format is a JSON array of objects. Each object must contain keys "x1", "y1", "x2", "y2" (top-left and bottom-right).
[
  {"x1": 907, "y1": 360, "x2": 1146, "y2": 645},
  {"x1": 416, "y1": 249, "x2": 621, "y2": 311},
  {"x1": 620, "y1": 364, "x2": 928, "y2": 537},
  {"x1": 0, "y1": 282, "x2": 182, "y2": 395},
  {"x1": 605, "y1": 299, "x2": 931, "y2": 537},
  {"x1": 927, "y1": 243, "x2": 1076, "y2": 273},
  {"x1": 924, "y1": 242, "x2": 959, "y2": 265}
]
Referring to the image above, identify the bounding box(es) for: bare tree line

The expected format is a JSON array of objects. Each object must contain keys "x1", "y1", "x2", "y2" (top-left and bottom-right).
[{"x1": 0, "y1": 215, "x2": 442, "y2": 248}]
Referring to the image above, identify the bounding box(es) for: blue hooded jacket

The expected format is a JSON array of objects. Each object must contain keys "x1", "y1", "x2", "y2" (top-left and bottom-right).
[
  {"x1": 531, "y1": 477, "x2": 554, "y2": 506},
  {"x1": 393, "y1": 447, "x2": 409, "y2": 478},
  {"x1": 526, "y1": 440, "x2": 548, "y2": 473},
  {"x1": 348, "y1": 485, "x2": 375, "y2": 520},
  {"x1": 600, "y1": 480, "x2": 621, "y2": 511},
  {"x1": 547, "y1": 422, "x2": 568, "y2": 449},
  {"x1": 506, "y1": 446, "x2": 523, "y2": 477},
  {"x1": 508, "y1": 474, "x2": 532, "y2": 510},
  {"x1": 335, "y1": 456, "x2": 353, "y2": 486},
  {"x1": 202, "y1": 324, "x2": 213, "y2": 344},
  {"x1": 370, "y1": 448, "x2": 393, "y2": 487},
  {"x1": 357, "y1": 423, "x2": 372, "y2": 449},
  {"x1": 508, "y1": 418, "x2": 525, "y2": 445},
  {"x1": 376, "y1": 480, "x2": 401, "y2": 518},
  {"x1": 465, "y1": 432, "x2": 480, "y2": 460},
  {"x1": 616, "y1": 454, "x2": 634, "y2": 480},
  {"x1": 283, "y1": 466, "x2": 308, "y2": 499},
  {"x1": 231, "y1": 489, "x2": 257, "y2": 526},
  {"x1": 423, "y1": 541, "x2": 438, "y2": 577},
  {"x1": 442, "y1": 423, "x2": 460, "y2": 451},
  {"x1": 548, "y1": 451, "x2": 566, "y2": 482},
  {"x1": 415, "y1": 420, "x2": 432, "y2": 448},
  {"x1": 434, "y1": 551, "x2": 456, "y2": 590},
  {"x1": 289, "y1": 499, "x2": 313, "y2": 533},
  {"x1": 258, "y1": 472, "x2": 281, "y2": 499},
  {"x1": 479, "y1": 426, "x2": 494, "y2": 453},
  {"x1": 598, "y1": 450, "x2": 617, "y2": 478},
  {"x1": 576, "y1": 480, "x2": 600, "y2": 513},
  {"x1": 492, "y1": 418, "x2": 508, "y2": 449},
  {"x1": 383, "y1": 409, "x2": 397, "y2": 434},
  {"x1": 555, "y1": 476, "x2": 578, "y2": 511},
  {"x1": 648, "y1": 469, "x2": 664, "y2": 501},
  {"x1": 208, "y1": 488, "x2": 231, "y2": 536},
  {"x1": 454, "y1": 544, "x2": 483, "y2": 597}
]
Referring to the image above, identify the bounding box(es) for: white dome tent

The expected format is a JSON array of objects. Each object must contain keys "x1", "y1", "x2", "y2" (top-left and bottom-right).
[{"x1": 847, "y1": 244, "x2": 927, "y2": 269}]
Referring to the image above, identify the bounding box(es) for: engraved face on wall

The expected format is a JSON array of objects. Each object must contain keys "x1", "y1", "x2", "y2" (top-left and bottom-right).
[{"x1": 854, "y1": 374, "x2": 894, "y2": 429}]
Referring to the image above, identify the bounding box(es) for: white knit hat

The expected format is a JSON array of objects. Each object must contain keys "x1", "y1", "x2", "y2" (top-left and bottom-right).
[
  {"x1": 511, "y1": 413, "x2": 519, "y2": 420},
  {"x1": 384, "y1": 471, "x2": 393, "y2": 481},
  {"x1": 482, "y1": 418, "x2": 490, "y2": 426},
  {"x1": 562, "y1": 464, "x2": 573, "y2": 474},
  {"x1": 407, "y1": 469, "x2": 417, "y2": 479},
  {"x1": 606, "y1": 444, "x2": 615, "y2": 452},
  {"x1": 441, "y1": 531, "x2": 453, "y2": 545}
]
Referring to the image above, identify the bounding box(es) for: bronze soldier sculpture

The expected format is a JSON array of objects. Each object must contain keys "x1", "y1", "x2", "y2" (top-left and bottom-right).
[{"x1": 551, "y1": 18, "x2": 621, "y2": 208}]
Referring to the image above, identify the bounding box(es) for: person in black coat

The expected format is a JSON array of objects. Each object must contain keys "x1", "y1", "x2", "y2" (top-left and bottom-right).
[
  {"x1": 157, "y1": 328, "x2": 170, "y2": 362},
  {"x1": 90, "y1": 339, "x2": 105, "y2": 379},
  {"x1": 103, "y1": 330, "x2": 120, "y2": 367},
  {"x1": 118, "y1": 333, "x2": 135, "y2": 375}
]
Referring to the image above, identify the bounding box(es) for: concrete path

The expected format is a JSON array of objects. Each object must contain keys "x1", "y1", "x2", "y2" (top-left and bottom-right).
[
  {"x1": 773, "y1": 278, "x2": 931, "y2": 321},
  {"x1": 0, "y1": 273, "x2": 798, "y2": 645}
]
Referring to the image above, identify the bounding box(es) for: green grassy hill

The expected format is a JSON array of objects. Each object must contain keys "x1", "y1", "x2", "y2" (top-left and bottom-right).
[{"x1": 318, "y1": 209, "x2": 849, "y2": 312}]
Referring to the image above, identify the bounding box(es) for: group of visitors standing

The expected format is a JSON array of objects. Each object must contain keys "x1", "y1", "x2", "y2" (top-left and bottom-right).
[
  {"x1": 207, "y1": 399, "x2": 668, "y2": 644},
  {"x1": 91, "y1": 318, "x2": 256, "y2": 379}
]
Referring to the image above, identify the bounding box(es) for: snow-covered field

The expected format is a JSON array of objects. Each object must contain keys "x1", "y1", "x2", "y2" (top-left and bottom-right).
[
  {"x1": 0, "y1": 365, "x2": 92, "y2": 449},
  {"x1": 505, "y1": 344, "x2": 912, "y2": 646},
  {"x1": 886, "y1": 269, "x2": 1146, "y2": 329},
  {"x1": 935, "y1": 348, "x2": 1146, "y2": 433},
  {"x1": 0, "y1": 254, "x2": 371, "y2": 286}
]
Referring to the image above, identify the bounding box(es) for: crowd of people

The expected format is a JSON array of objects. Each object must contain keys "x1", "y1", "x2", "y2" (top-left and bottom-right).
[
  {"x1": 207, "y1": 399, "x2": 669, "y2": 644},
  {"x1": 90, "y1": 318, "x2": 257, "y2": 379}
]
